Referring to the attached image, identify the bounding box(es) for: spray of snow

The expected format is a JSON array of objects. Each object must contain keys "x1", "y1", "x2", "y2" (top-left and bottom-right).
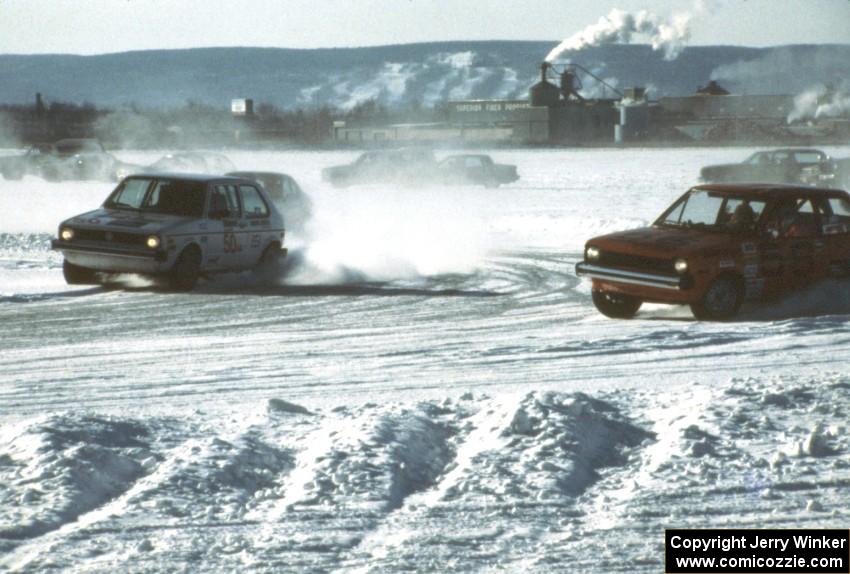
[
  {"x1": 545, "y1": 8, "x2": 692, "y2": 63},
  {"x1": 278, "y1": 184, "x2": 489, "y2": 284},
  {"x1": 787, "y1": 82, "x2": 850, "y2": 124}
]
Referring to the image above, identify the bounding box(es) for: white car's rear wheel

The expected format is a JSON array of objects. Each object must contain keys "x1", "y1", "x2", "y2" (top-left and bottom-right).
[{"x1": 253, "y1": 243, "x2": 282, "y2": 281}]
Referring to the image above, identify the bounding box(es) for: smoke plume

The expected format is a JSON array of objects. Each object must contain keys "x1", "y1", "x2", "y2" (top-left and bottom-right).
[
  {"x1": 787, "y1": 82, "x2": 850, "y2": 124},
  {"x1": 710, "y1": 47, "x2": 850, "y2": 96},
  {"x1": 545, "y1": 8, "x2": 691, "y2": 63}
]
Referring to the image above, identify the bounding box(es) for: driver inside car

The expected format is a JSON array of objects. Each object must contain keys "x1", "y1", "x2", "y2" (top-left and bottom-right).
[{"x1": 727, "y1": 202, "x2": 756, "y2": 231}]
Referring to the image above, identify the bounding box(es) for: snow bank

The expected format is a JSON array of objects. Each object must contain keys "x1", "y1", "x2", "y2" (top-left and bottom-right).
[
  {"x1": 0, "y1": 414, "x2": 149, "y2": 545},
  {"x1": 2, "y1": 378, "x2": 849, "y2": 572}
]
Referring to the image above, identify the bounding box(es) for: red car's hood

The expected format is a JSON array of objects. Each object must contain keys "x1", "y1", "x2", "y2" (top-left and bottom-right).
[{"x1": 588, "y1": 225, "x2": 738, "y2": 258}]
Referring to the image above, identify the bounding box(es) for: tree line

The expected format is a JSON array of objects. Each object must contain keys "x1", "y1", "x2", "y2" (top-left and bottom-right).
[{"x1": 0, "y1": 98, "x2": 444, "y2": 149}]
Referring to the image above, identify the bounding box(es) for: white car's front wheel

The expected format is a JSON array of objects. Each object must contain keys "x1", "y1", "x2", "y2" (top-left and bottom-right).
[
  {"x1": 167, "y1": 247, "x2": 201, "y2": 291},
  {"x1": 63, "y1": 260, "x2": 99, "y2": 285}
]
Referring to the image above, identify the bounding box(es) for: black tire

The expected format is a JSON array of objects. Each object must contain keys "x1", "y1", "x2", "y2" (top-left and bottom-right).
[
  {"x1": 591, "y1": 289, "x2": 642, "y2": 319},
  {"x1": 166, "y1": 247, "x2": 201, "y2": 291},
  {"x1": 253, "y1": 243, "x2": 281, "y2": 280},
  {"x1": 63, "y1": 260, "x2": 99, "y2": 285},
  {"x1": 690, "y1": 276, "x2": 742, "y2": 320}
]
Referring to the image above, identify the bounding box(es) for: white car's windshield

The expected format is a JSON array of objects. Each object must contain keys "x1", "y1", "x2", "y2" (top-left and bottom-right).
[{"x1": 105, "y1": 178, "x2": 206, "y2": 217}]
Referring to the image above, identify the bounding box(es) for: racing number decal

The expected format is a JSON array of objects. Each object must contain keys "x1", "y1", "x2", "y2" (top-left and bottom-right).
[{"x1": 223, "y1": 232, "x2": 242, "y2": 253}]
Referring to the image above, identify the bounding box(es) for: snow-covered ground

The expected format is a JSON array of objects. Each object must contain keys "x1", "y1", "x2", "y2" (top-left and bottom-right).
[{"x1": 1, "y1": 147, "x2": 849, "y2": 572}]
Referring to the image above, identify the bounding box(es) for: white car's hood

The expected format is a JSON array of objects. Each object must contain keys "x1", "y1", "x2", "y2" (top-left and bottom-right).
[{"x1": 67, "y1": 208, "x2": 193, "y2": 234}]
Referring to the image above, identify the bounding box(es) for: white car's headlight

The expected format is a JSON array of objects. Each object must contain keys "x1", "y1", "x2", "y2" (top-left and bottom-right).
[
  {"x1": 674, "y1": 258, "x2": 689, "y2": 274},
  {"x1": 586, "y1": 246, "x2": 601, "y2": 261},
  {"x1": 60, "y1": 227, "x2": 74, "y2": 241},
  {"x1": 146, "y1": 235, "x2": 161, "y2": 249}
]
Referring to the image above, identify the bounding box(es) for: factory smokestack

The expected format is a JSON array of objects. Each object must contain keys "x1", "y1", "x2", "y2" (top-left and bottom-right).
[
  {"x1": 529, "y1": 62, "x2": 561, "y2": 107},
  {"x1": 560, "y1": 67, "x2": 585, "y2": 101}
]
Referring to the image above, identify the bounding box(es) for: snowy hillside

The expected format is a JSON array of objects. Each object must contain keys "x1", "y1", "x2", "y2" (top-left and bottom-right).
[{"x1": 1, "y1": 43, "x2": 849, "y2": 109}]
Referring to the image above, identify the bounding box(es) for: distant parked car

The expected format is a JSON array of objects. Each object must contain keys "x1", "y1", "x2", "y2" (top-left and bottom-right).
[
  {"x1": 146, "y1": 152, "x2": 236, "y2": 175},
  {"x1": 227, "y1": 171, "x2": 313, "y2": 233},
  {"x1": 437, "y1": 154, "x2": 519, "y2": 187},
  {"x1": 0, "y1": 143, "x2": 56, "y2": 180},
  {"x1": 0, "y1": 139, "x2": 133, "y2": 182},
  {"x1": 40, "y1": 138, "x2": 134, "y2": 182},
  {"x1": 700, "y1": 148, "x2": 839, "y2": 187},
  {"x1": 51, "y1": 173, "x2": 287, "y2": 291},
  {"x1": 321, "y1": 149, "x2": 437, "y2": 188}
]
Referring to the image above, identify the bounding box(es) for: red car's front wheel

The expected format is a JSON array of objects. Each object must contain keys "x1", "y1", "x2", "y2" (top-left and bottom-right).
[{"x1": 591, "y1": 289, "x2": 642, "y2": 319}]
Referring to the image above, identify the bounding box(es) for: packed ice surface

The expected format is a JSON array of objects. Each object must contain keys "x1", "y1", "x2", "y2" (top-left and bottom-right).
[{"x1": 1, "y1": 147, "x2": 849, "y2": 572}]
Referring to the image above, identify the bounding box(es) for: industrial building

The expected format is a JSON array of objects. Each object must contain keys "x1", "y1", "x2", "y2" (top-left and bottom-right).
[
  {"x1": 333, "y1": 63, "x2": 623, "y2": 145},
  {"x1": 331, "y1": 61, "x2": 850, "y2": 146}
]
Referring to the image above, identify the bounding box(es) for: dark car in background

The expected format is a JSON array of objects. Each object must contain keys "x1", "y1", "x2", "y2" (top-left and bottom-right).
[
  {"x1": 145, "y1": 152, "x2": 237, "y2": 175},
  {"x1": 0, "y1": 143, "x2": 56, "y2": 180},
  {"x1": 227, "y1": 171, "x2": 313, "y2": 233},
  {"x1": 699, "y1": 148, "x2": 840, "y2": 187},
  {"x1": 322, "y1": 149, "x2": 437, "y2": 188},
  {"x1": 112, "y1": 152, "x2": 239, "y2": 181},
  {"x1": 41, "y1": 138, "x2": 131, "y2": 182},
  {"x1": 1, "y1": 139, "x2": 133, "y2": 182},
  {"x1": 437, "y1": 154, "x2": 519, "y2": 187}
]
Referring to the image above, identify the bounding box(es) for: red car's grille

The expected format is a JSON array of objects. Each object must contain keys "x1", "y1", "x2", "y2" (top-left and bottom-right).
[{"x1": 598, "y1": 251, "x2": 676, "y2": 274}]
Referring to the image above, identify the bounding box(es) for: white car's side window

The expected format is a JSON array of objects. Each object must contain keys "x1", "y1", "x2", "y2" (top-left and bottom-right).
[
  {"x1": 212, "y1": 184, "x2": 241, "y2": 218},
  {"x1": 239, "y1": 185, "x2": 269, "y2": 218}
]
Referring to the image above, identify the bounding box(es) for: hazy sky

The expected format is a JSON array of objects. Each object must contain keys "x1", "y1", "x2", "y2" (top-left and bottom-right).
[{"x1": 0, "y1": 0, "x2": 848, "y2": 55}]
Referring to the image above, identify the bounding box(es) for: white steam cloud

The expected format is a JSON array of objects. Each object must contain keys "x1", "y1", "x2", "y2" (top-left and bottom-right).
[
  {"x1": 545, "y1": 8, "x2": 692, "y2": 63},
  {"x1": 787, "y1": 82, "x2": 850, "y2": 124},
  {"x1": 710, "y1": 47, "x2": 850, "y2": 96}
]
